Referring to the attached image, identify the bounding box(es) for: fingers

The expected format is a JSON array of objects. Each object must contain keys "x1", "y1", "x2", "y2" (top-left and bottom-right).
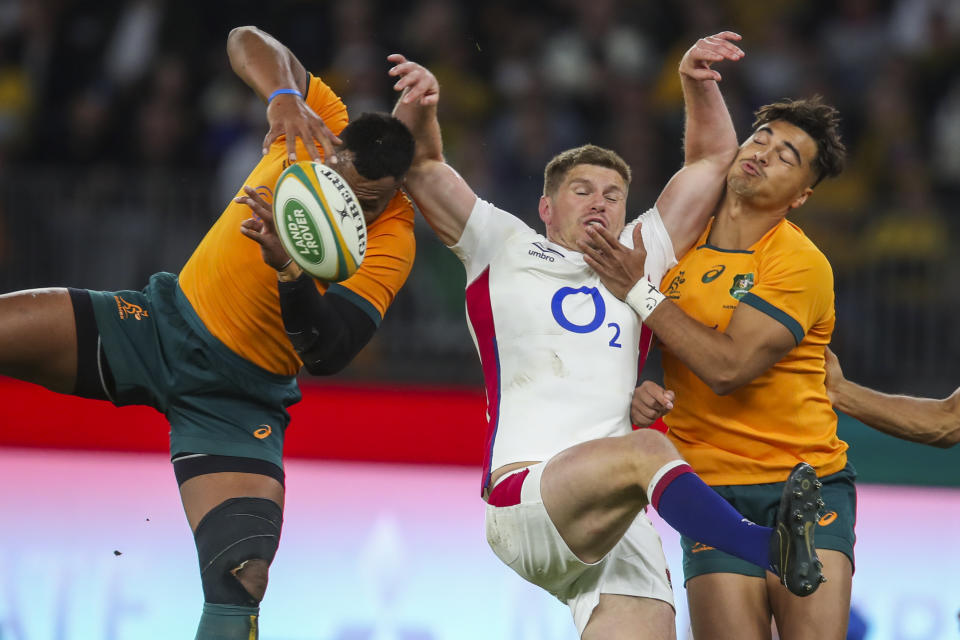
[
  {"x1": 262, "y1": 127, "x2": 279, "y2": 156},
  {"x1": 638, "y1": 381, "x2": 675, "y2": 411},
  {"x1": 710, "y1": 31, "x2": 742, "y2": 42},
  {"x1": 578, "y1": 233, "x2": 611, "y2": 268},
  {"x1": 312, "y1": 122, "x2": 340, "y2": 165},
  {"x1": 701, "y1": 34, "x2": 744, "y2": 60},
  {"x1": 585, "y1": 223, "x2": 621, "y2": 252},
  {"x1": 388, "y1": 57, "x2": 439, "y2": 104},
  {"x1": 386, "y1": 53, "x2": 408, "y2": 68},
  {"x1": 235, "y1": 186, "x2": 275, "y2": 224},
  {"x1": 632, "y1": 222, "x2": 646, "y2": 253},
  {"x1": 239, "y1": 220, "x2": 265, "y2": 246},
  {"x1": 631, "y1": 381, "x2": 675, "y2": 424},
  {"x1": 285, "y1": 128, "x2": 298, "y2": 164}
]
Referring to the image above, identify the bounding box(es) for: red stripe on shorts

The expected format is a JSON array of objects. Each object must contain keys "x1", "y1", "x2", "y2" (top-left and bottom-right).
[{"x1": 488, "y1": 468, "x2": 531, "y2": 507}]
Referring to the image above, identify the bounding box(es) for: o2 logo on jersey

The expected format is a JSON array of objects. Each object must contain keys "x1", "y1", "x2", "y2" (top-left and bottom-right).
[{"x1": 550, "y1": 286, "x2": 622, "y2": 348}]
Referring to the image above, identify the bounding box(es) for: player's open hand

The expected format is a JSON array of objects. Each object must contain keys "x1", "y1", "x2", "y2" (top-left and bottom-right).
[
  {"x1": 237, "y1": 185, "x2": 292, "y2": 271},
  {"x1": 264, "y1": 92, "x2": 342, "y2": 165},
  {"x1": 679, "y1": 31, "x2": 743, "y2": 82},
  {"x1": 580, "y1": 223, "x2": 647, "y2": 300},
  {"x1": 631, "y1": 381, "x2": 676, "y2": 427},
  {"x1": 387, "y1": 54, "x2": 439, "y2": 106}
]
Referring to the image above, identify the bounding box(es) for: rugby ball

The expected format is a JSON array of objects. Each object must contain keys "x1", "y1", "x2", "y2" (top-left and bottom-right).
[{"x1": 273, "y1": 161, "x2": 367, "y2": 282}]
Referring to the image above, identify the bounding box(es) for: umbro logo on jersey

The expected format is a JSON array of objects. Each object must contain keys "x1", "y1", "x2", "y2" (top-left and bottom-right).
[{"x1": 529, "y1": 242, "x2": 564, "y2": 262}]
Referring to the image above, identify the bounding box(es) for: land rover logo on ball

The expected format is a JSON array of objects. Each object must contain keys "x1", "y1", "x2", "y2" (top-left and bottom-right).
[{"x1": 284, "y1": 198, "x2": 324, "y2": 264}]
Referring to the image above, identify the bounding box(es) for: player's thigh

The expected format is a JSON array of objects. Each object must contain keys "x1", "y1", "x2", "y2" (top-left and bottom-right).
[
  {"x1": 541, "y1": 429, "x2": 679, "y2": 563},
  {"x1": 687, "y1": 573, "x2": 771, "y2": 640},
  {"x1": 0, "y1": 287, "x2": 78, "y2": 392},
  {"x1": 767, "y1": 549, "x2": 852, "y2": 640},
  {"x1": 582, "y1": 594, "x2": 675, "y2": 640}
]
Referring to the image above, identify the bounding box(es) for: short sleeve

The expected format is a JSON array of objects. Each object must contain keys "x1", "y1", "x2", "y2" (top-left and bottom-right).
[
  {"x1": 623, "y1": 206, "x2": 677, "y2": 286},
  {"x1": 303, "y1": 74, "x2": 350, "y2": 136},
  {"x1": 450, "y1": 198, "x2": 530, "y2": 284},
  {"x1": 740, "y1": 247, "x2": 834, "y2": 345},
  {"x1": 327, "y1": 191, "x2": 416, "y2": 324}
]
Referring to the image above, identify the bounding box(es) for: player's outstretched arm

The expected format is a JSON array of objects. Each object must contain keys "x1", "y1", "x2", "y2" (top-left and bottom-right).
[
  {"x1": 825, "y1": 347, "x2": 960, "y2": 448},
  {"x1": 655, "y1": 32, "x2": 743, "y2": 258},
  {"x1": 388, "y1": 54, "x2": 477, "y2": 247},
  {"x1": 227, "y1": 25, "x2": 340, "y2": 163}
]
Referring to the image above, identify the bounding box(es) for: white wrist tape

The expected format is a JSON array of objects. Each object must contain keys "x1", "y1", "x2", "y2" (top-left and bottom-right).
[{"x1": 625, "y1": 279, "x2": 666, "y2": 321}]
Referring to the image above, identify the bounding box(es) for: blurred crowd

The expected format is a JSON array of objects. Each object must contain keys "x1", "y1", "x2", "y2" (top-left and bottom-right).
[{"x1": 0, "y1": 0, "x2": 958, "y2": 389}]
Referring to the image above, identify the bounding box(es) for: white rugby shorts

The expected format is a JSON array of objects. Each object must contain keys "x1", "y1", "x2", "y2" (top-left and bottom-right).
[{"x1": 485, "y1": 461, "x2": 675, "y2": 635}]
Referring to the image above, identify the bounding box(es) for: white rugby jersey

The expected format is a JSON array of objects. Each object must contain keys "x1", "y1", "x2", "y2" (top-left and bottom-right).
[{"x1": 451, "y1": 198, "x2": 677, "y2": 494}]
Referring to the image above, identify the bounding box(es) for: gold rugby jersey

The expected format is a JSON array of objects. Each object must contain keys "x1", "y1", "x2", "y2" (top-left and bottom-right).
[
  {"x1": 660, "y1": 217, "x2": 846, "y2": 485},
  {"x1": 179, "y1": 74, "x2": 415, "y2": 376}
]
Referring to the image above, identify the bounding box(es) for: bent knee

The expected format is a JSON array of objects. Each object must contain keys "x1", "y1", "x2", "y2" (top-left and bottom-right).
[
  {"x1": 627, "y1": 428, "x2": 679, "y2": 462},
  {"x1": 194, "y1": 497, "x2": 283, "y2": 606},
  {"x1": 625, "y1": 429, "x2": 682, "y2": 484}
]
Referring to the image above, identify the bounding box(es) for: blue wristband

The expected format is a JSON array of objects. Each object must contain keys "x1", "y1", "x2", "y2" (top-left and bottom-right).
[{"x1": 268, "y1": 88, "x2": 303, "y2": 103}]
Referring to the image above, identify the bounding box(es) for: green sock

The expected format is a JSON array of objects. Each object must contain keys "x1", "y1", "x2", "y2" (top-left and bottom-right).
[{"x1": 194, "y1": 603, "x2": 259, "y2": 640}]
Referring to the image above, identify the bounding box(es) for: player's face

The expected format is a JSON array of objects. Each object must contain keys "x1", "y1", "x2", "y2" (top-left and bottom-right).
[
  {"x1": 334, "y1": 152, "x2": 401, "y2": 224},
  {"x1": 727, "y1": 119, "x2": 817, "y2": 212},
  {"x1": 539, "y1": 164, "x2": 628, "y2": 251}
]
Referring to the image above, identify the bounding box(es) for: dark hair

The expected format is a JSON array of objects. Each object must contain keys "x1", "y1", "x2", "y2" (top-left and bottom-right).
[
  {"x1": 340, "y1": 112, "x2": 415, "y2": 180},
  {"x1": 752, "y1": 96, "x2": 846, "y2": 187},
  {"x1": 543, "y1": 144, "x2": 631, "y2": 196}
]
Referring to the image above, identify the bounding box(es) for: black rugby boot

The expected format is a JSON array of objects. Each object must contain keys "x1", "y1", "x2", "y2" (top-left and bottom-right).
[{"x1": 769, "y1": 462, "x2": 827, "y2": 596}]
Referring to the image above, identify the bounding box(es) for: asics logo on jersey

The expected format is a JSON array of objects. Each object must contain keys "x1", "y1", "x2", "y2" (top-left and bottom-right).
[
  {"x1": 529, "y1": 242, "x2": 564, "y2": 262},
  {"x1": 114, "y1": 296, "x2": 149, "y2": 320},
  {"x1": 253, "y1": 425, "x2": 273, "y2": 439},
  {"x1": 818, "y1": 511, "x2": 838, "y2": 526},
  {"x1": 691, "y1": 542, "x2": 715, "y2": 553},
  {"x1": 701, "y1": 264, "x2": 726, "y2": 283}
]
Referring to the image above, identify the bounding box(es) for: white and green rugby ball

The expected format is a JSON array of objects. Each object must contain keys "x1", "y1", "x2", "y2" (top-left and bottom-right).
[{"x1": 273, "y1": 161, "x2": 367, "y2": 282}]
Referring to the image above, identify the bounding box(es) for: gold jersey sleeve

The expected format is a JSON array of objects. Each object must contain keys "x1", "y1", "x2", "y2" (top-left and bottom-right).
[
  {"x1": 660, "y1": 218, "x2": 847, "y2": 485},
  {"x1": 178, "y1": 75, "x2": 415, "y2": 376}
]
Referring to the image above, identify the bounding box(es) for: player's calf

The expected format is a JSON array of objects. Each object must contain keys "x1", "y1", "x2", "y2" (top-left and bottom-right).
[{"x1": 769, "y1": 462, "x2": 827, "y2": 597}]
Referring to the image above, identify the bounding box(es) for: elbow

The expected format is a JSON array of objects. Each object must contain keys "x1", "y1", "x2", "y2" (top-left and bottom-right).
[
  {"x1": 933, "y1": 423, "x2": 960, "y2": 449},
  {"x1": 706, "y1": 373, "x2": 740, "y2": 397},
  {"x1": 708, "y1": 380, "x2": 739, "y2": 396},
  {"x1": 704, "y1": 364, "x2": 748, "y2": 396},
  {"x1": 299, "y1": 342, "x2": 365, "y2": 376},
  {"x1": 226, "y1": 26, "x2": 257, "y2": 64},
  {"x1": 304, "y1": 358, "x2": 350, "y2": 376},
  {"x1": 227, "y1": 25, "x2": 257, "y2": 48}
]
